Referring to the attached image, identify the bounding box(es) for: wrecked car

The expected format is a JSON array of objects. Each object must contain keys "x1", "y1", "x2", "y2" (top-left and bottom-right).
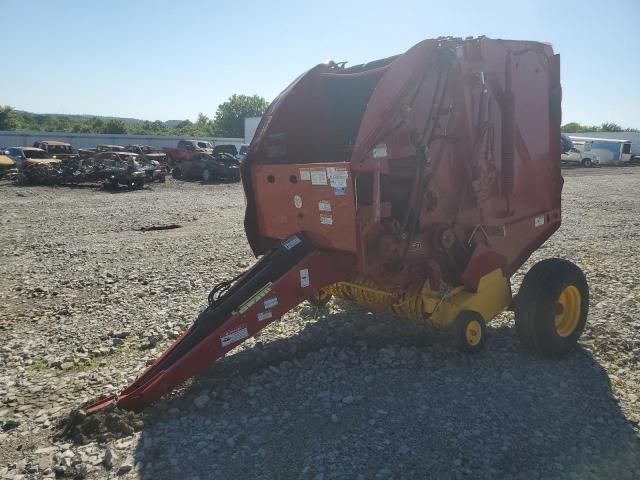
[
  {"x1": 94, "y1": 152, "x2": 165, "y2": 188},
  {"x1": 171, "y1": 151, "x2": 240, "y2": 182},
  {"x1": 125, "y1": 144, "x2": 170, "y2": 172},
  {"x1": 78, "y1": 145, "x2": 124, "y2": 160},
  {"x1": 213, "y1": 144, "x2": 238, "y2": 157},
  {"x1": 77, "y1": 147, "x2": 97, "y2": 159},
  {"x1": 162, "y1": 139, "x2": 214, "y2": 169},
  {"x1": 96, "y1": 144, "x2": 126, "y2": 153},
  {"x1": 0, "y1": 153, "x2": 17, "y2": 178},
  {"x1": 32, "y1": 141, "x2": 80, "y2": 161},
  {"x1": 6, "y1": 147, "x2": 61, "y2": 184}
]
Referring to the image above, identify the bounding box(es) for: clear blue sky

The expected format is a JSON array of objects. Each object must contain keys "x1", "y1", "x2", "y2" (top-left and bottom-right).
[{"x1": 1, "y1": 0, "x2": 639, "y2": 128}]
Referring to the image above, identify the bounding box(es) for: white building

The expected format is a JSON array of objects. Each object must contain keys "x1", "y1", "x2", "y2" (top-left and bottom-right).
[
  {"x1": 244, "y1": 117, "x2": 262, "y2": 145},
  {"x1": 0, "y1": 130, "x2": 243, "y2": 150}
]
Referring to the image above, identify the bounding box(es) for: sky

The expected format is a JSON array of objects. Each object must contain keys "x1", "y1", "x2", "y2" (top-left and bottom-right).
[{"x1": 1, "y1": 0, "x2": 639, "y2": 128}]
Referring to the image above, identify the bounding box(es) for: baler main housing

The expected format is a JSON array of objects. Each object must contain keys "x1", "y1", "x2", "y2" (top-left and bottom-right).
[
  {"x1": 243, "y1": 36, "x2": 561, "y2": 324},
  {"x1": 85, "y1": 37, "x2": 589, "y2": 414}
]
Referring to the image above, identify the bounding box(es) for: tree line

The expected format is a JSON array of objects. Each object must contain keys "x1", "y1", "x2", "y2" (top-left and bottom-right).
[
  {"x1": 561, "y1": 122, "x2": 638, "y2": 133},
  {"x1": 0, "y1": 94, "x2": 268, "y2": 138},
  {"x1": 1, "y1": 100, "x2": 636, "y2": 137}
]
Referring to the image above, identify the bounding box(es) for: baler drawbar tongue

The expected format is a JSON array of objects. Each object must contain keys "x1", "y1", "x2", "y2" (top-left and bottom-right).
[{"x1": 84, "y1": 234, "x2": 353, "y2": 413}]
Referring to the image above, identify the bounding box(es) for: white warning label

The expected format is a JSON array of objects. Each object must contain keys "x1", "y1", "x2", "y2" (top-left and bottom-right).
[
  {"x1": 264, "y1": 297, "x2": 278, "y2": 309},
  {"x1": 299, "y1": 268, "x2": 310, "y2": 288},
  {"x1": 220, "y1": 327, "x2": 248, "y2": 347},
  {"x1": 257, "y1": 311, "x2": 273, "y2": 322},
  {"x1": 310, "y1": 168, "x2": 328, "y2": 185},
  {"x1": 318, "y1": 200, "x2": 331, "y2": 212},
  {"x1": 327, "y1": 167, "x2": 348, "y2": 188},
  {"x1": 283, "y1": 236, "x2": 301, "y2": 250},
  {"x1": 534, "y1": 215, "x2": 545, "y2": 228},
  {"x1": 320, "y1": 214, "x2": 333, "y2": 225},
  {"x1": 299, "y1": 168, "x2": 311, "y2": 181},
  {"x1": 373, "y1": 144, "x2": 388, "y2": 159}
]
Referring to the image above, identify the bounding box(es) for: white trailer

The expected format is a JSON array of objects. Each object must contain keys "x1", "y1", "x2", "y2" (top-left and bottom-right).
[{"x1": 568, "y1": 136, "x2": 632, "y2": 166}]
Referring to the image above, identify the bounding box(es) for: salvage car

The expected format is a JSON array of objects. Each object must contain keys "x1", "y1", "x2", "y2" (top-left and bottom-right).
[
  {"x1": 6, "y1": 147, "x2": 61, "y2": 184},
  {"x1": 6, "y1": 147, "x2": 60, "y2": 169},
  {"x1": 32, "y1": 141, "x2": 79, "y2": 161},
  {"x1": 237, "y1": 143, "x2": 249, "y2": 161},
  {"x1": 125, "y1": 144, "x2": 170, "y2": 172},
  {"x1": 93, "y1": 152, "x2": 165, "y2": 188},
  {"x1": 171, "y1": 152, "x2": 240, "y2": 182},
  {"x1": 0, "y1": 153, "x2": 17, "y2": 178},
  {"x1": 77, "y1": 147, "x2": 97, "y2": 159},
  {"x1": 78, "y1": 144, "x2": 125, "y2": 160},
  {"x1": 96, "y1": 144, "x2": 126, "y2": 153},
  {"x1": 162, "y1": 139, "x2": 214, "y2": 168},
  {"x1": 213, "y1": 144, "x2": 238, "y2": 157}
]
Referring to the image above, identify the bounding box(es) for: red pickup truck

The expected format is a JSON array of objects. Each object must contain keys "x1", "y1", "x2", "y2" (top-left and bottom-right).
[{"x1": 162, "y1": 139, "x2": 215, "y2": 165}]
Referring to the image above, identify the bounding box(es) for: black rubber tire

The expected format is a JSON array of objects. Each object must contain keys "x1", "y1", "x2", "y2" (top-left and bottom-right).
[
  {"x1": 452, "y1": 310, "x2": 487, "y2": 354},
  {"x1": 581, "y1": 158, "x2": 592, "y2": 167},
  {"x1": 172, "y1": 168, "x2": 181, "y2": 179},
  {"x1": 515, "y1": 258, "x2": 589, "y2": 356}
]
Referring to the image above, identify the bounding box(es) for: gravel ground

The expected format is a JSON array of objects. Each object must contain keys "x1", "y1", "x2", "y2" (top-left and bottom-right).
[{"x1": 1, "y1": 168, "x2": 639, "y2": 479}]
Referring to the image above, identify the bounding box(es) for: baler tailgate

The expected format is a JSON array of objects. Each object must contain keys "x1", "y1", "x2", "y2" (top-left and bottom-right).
[{"x1": 85, "y1": 234, "x2": 354, "y2": 413}]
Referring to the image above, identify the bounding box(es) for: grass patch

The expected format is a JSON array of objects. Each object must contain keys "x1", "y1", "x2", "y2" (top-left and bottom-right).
[{"x1": 26, "y1": 360, "x2": 49, "y2": 373}]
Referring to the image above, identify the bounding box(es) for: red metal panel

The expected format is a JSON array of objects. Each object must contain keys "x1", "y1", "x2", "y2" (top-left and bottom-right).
[{"x1": 251, "y1": 163, "x2": 357, "y2": 252}]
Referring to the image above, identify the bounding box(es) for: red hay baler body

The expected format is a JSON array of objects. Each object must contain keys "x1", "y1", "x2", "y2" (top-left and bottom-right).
[
  {"x1": 243, "y1": 37, "x2": 563, "y2": 292},
  {"x1": 85, "y1": 38, "x2": 590, "y2": 415}
]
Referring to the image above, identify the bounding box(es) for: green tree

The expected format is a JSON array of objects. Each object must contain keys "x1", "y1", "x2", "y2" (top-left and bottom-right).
[
  {"x1": 561, "y1": 122, "x2": 583, "y2": 133},
  {"x1": 213, "y1": 94, "x2": 268, "y2": 137},
  {"x1": 101, "y1": 119, "x2": 128, "y2": 134},
  {"x1": 561, "y1": 122, "x2": 598, "y2": 133},
  {"x1": 0, "y1": 105, "x2": 19, "y2": 130},
  {"x1": 600, "y1": 122, "x2": 622, "y2": 132}
]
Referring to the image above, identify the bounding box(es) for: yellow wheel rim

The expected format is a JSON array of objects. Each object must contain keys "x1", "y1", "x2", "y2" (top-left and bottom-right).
[
  {"x1": 465, "y1": 319, "x2": 482, "y2": 346},
  {"x1": 555, "y1": 285, "x2": 581, "y2": 337}
]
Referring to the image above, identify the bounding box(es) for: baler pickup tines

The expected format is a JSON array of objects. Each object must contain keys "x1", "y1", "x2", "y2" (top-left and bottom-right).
[{"x1": 84, "y1": 234, "x2": 353, "y2": 413}]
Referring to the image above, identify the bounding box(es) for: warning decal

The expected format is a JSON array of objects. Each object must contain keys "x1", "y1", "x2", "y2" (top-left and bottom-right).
[
  {"x1": 320, "y1": 214, "x2": 333, "y2": 225},
  {"x1": 264, "y1": 297, "x2": 278, "y2": 309},
  {"x1": 310, "y1": 168, "x2": 328, "y2": 185},
  {"x1": 318, "y1": 200, "x2": 331, "y2": 212},
  {"x1": 327, "y1": 167, "x2": 348, "y2": 188},
  {"x1": 220, "y1": 326, "x2": 249, "y2": 347},
  {"x1": 373, "y1": 144, "x2": 388, "y2": 159},
  {"x1": 300, "y1": 268, "x2": 310, "y2": 288},
  {"x1": 283, "y1": 236, "x2": 301, "y2": 250},
  {"x1": 299, "y1": 168, "x2": 311, "y2": 181}
]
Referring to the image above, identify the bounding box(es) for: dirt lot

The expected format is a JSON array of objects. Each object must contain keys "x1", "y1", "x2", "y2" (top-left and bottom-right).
[{"x1": 1, "y1": 168, "x2": 639, "y2": 479}]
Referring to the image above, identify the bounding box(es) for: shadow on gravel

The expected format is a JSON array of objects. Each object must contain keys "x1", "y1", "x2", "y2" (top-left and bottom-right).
[
  {"x1": 130, "y1": 309, "x2": 640, "y2": 480},
  {"x1": 101, "y1": 185, "x2": 153, "y2": 194},
  {"x1": 171, "y1": 176, "x2": 241, "y2": 186}
]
